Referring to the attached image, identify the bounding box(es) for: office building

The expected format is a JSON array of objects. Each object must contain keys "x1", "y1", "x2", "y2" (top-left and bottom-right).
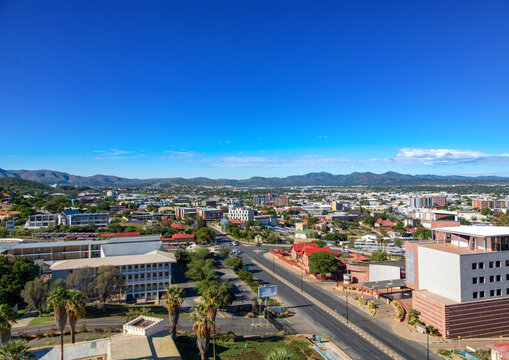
[
  {"x1": 273, "y1": 197, "x2": 290, "y2": 207},
  {"x1": 59, "y1": 210, "x2": 110, "y2": 226},
  {"x1": 228, "y1": 205, "x2": 254, "y2": 222},
  {"x1": 50, "y1": 250, "x2": 176, "y2": 302},
  {"x1": 174, "y1": 207, "x2": 197, "y2": 218},
  {"x1": 406, "y1": 226, "x2": 509, "y2": 338},
  {"x1": 197, "y1": 208, "x2": 223, "y2": 221},
  {"x1": 25, "y1": 214, "x2": 58, "y2": 229}
]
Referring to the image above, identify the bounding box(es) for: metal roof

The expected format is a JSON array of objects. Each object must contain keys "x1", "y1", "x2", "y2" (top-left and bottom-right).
[{"x1": 360, "y1": 278, "x2": 407, "y2": 290}]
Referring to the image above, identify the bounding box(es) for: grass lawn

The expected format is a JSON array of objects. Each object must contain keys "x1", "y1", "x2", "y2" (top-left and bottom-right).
[
  {"x1": 175, "y1": 335, "x2": 321, "y2": 360},
  {"x1": 29, "y1": 303, "x2": 170, "y2": 326}
]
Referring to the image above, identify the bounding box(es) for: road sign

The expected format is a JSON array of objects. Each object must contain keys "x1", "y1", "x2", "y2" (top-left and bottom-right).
[
  {"x1": 258, "y1": 285, "x2": 277, "y2": 298},
  {"x1": 5, "y1": 220, "x2": 15, "y2": 230}
]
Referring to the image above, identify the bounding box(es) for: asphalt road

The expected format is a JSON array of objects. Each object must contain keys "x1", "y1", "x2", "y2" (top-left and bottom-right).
[{"x1": 214, "y1": 229, "x2": 440, "y2": 360}]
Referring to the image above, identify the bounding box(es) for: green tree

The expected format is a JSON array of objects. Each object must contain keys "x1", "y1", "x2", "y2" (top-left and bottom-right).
[
  {"x1": 311, "y1": 240, "x2": 326, "y2": 248},
  {"x1": 362, "y1": 216, "x2": 376, "y2": 227},
  {"x1": 308, "y1": 252, "x2": 337, "y2": 276},
  {"x1": 413, "y1": 227, "x2": 432, "y2": 240},
  {"x1": 92, "y1": 266, "x2": 125, "y2": 310},
  {"x1": 0, "y1": 339, "x2": 34, "y2": 360},
  {"x1": 21, "y1": 278, "x2": 49, "y2": 317},
  {"x1": 163, "y1": 285, "x2": 184, "y2": 339},
  {"x1": 66, "y1": 267, "x2": 94, "y2": 303},
  {"x1": 481, "y1": 208, "x2": 493, "y2": 216},
  {"x1": 186, "y1": 258, "x2": 217, "y2": 283},
  {"x1": 195, "y1": 228, "x2": 215, "y2": 244},
  {"x1": 191, "y1": 303, "x2": 212, "y2": 360},
  {"x1": 307, "y1": 217, "x2": 318, "y2": 228},
  {"x1": 371, "y1": 250, "x2": 388, "y2": 262},
  {"x1": 0, "y1": 257, "x2": 40, "y2": 307},
  {"x1": 65, "y1": 290, "x2": 86, "y2": 344},
  {"x1": 218, "y1": 248, "x2": 230, "y2": 260},
  {"x1": 223, "y1": 257, "x2": 242, "y2": 269},
  {"x1": 0, "y1": 305, "x2": 16, "y2": 345},
  {"x1": 47, "y1": 287, "x2": 69, "y2": 360},
  {"x1": 393, "y1": 237, "x2": 403, "y2": 248},
  {"x1": 347, "y1": 238, "x2": 355, "y2": 249}
]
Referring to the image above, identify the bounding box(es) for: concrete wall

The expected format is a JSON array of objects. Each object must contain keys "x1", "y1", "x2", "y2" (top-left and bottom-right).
[
  {"x1": 418, "y1": 246, "x2": 461, "y2": 302},
  {"x1": 459, "y1": 252, "x2": 509, "y2": 302},
  {"x1": 368, "y1": 264, "x2": 401, "y2": 282}
]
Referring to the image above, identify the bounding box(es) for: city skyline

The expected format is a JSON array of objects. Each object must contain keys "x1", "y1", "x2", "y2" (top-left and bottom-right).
[{"x1": 1, "y1": 0, "x2": 509, "y2": 178}]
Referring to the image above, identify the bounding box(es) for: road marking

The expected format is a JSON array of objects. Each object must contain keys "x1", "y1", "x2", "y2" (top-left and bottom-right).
[{"x1": 246, "y1": 252, "x2": 405, "y2": 360}]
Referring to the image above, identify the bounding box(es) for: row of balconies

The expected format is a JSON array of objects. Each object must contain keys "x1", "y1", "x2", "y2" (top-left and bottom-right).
[{"x1": 125, "y1": 276, "x2": 170, "y2": 284}]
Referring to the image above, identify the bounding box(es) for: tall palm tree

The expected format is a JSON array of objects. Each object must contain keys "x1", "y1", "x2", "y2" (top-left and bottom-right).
[
  {"x1": 163, "y1": 285, "x2": 184, "y2": 339},
  {"x1": 47, "y1": 287, "x2": 69, "y2": 360},
  {"x1": 382, "y1": 239, "x2": 388, "y2": 252},
  {"x1": 190, "y1": 303, "x2": 211, "y2": 360},
  {"x1": 0, "y1": 305, "x2": 17, "y2": 345},
  {"x1": 202, "y1": 287, "x2": 220, "y2": 360},
  {"x1": 0, "y1": 339, "x2": 34, "y2": 360},
  {"x1": 65, "y1": 289, "x2": 86, "y2": 344}
]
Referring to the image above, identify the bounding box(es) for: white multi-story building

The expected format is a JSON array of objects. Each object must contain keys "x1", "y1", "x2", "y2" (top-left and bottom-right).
[
  {"x1": 228, "y1": 205, "x2": 254, "y2": 222},
  {"x1": 406, "y1": 226, "x2": 509, "y2": 339},
  {"x1": 25, "y1": 214, "x2": 58, "y2": 229},
  {"x1": 59, "y1": 210, "x2": 110, "y2": 226},
  {"x1": 50, "y1": 250, "x2": 176, "y2": 301}
]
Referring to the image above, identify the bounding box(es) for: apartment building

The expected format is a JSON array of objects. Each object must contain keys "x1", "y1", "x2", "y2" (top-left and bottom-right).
[
  {"x1": 50, "y1": 250, "x2": 176, "y2": 301},
  {"x1": 25, "y1": 214, "x2": 58, "y2": 229},
  {"x1": 59, "y1": 210, "x2": 110, "y2": 226},
  {"x1": 406, "y1": 226, "x2": 509, "y2": 338},
  {"x1": 253, "y1": 195, "x2": 270, "y2": 206},
  {"x1": 473, "y1": 199, "x2": 509, "y2": 211},
  {"x1": 197, "y1": 208, "x2": 223, "y2": 221},
  {"x1": 254, "y1": 215, "x2": 278, "y2": 226},
  {"x1": 228, "y1": 205, "x2": 254, "y2": 222},
  {"x1": 174, "y1": 207, "x2": 197, "y2": 218},
  {"x1": 273, "y1": 197, "x2": 290, "y2": 207}
]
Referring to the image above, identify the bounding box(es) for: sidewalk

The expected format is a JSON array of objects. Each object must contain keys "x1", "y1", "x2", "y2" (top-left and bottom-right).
[{"x1": 306, "y1": 335, "x2": 352, "y2": 360}]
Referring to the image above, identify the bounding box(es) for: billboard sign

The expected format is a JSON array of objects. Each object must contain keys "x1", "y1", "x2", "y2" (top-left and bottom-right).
[{"x1": 258, "y1": 285, "x2": 277, "y2": 298}]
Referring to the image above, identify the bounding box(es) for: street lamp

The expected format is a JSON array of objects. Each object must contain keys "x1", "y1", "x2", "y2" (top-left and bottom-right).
[{"x1": 346, "y1": 288, "x2": 349, "y2": 324}]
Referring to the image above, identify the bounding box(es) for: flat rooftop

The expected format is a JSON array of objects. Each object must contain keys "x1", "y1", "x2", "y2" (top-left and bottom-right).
[
  {"x1": 434, "y1": 225, "x2": 509, "y2": 237},
  {"x1": 422, "y1": 242, "x2": 489, "y2": 255},
  {"x1": 50, "y1": 250, "x2": 176, "y2": 270}
]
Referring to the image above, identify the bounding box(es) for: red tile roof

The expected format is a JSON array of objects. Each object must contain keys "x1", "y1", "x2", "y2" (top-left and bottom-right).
[
  {"x1": 489, "y1": 342, "x2": 509, "y2": 357},
  {"x1": 304, "y1": 247, "x2": 332, "y2": 257}
]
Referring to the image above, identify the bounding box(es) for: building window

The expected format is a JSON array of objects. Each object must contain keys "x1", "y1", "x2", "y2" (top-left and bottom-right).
[
  {"x1": 479, "y1": 277, "x2": 485, "y2": 283},
  {"x1": 496, "y1": 275, "x2": 501, "y2": 282},
  {"x1": 496, "y1": 261, "x2": 501, "y2": 268},
  {"x1": 479, "y1": 262, "x2": 485, "y2": 269},
  {"x1": 473, "y1": 292, "x2": 478, "y2": 299},
  {"x1": 507, "y1": 288, "x2": 509, "y2": 295},
  {"x1": 490, "y1": 290, "x2": 495, "y2": 297},
  {"x1": 497, "y1": 289, "x2": 502, "y2": 296},
  {"x1": 472, "y1": 277, "x2": 478, "y2": 284},
  {"x1": 506, "y1": 274, "x2": 509, "y2": 281},
  {"x1": 506, "y1": 260, "x2": 509, "y2": 266},
  {"x1": 472, "y1": 263, "x2": 477, "y2": 270},
  {"x1": 489, "y1": 261, "x2": 494, "y2": 268},
  {"x1": 490, "y1": 275, "x2": 495, "y2": 282},
  {"x1": 480, "y1": 291, "x2": 485, "y2": 298}
]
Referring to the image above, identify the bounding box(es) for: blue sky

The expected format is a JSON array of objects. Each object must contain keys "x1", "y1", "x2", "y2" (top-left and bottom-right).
[{"x1": 1, "y1": 0, "x2": 509, "y2": 179}]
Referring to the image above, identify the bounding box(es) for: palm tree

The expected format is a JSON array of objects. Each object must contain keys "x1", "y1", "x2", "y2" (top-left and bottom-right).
[
  {"x1": 65, "y1": 289, "x2": 86, "y2": 344},
  {"x1": 0, "y1": 305, "x2": 17, "y2": 345},
  {"x1": 0, "y1": 339, "x2": 34, "y2": 360},
  {"x1": 163, "y1": 285, "x2": 184, "y2": 339},
  {"x1": 47, "y1": 287, "x2": 69, "y2": 360},
  {"x1": 202, "y1": 287, "x2": 220, "y2": 360},
  {"x1": 266, "y1": 348, "x2": 291, "y2": 360},
  {"x1": 190, "y1": 303, "x2": 211, "y2": 360},
  {"x1": 382, "y1": 239, "x2": 388, "y2": 252}
]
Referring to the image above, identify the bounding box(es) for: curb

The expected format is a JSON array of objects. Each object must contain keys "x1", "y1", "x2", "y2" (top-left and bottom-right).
[{"x1": 248, "y1": 252, "x2": 405, "y2": 360}]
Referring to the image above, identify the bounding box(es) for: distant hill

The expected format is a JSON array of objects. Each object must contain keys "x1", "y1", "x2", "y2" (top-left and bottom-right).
[
  {"x1": 0, "y1": 177, "x2": 57, "y2": 194},
  {"x1": 1, "y1": 168, "x2": 509, "y2": 188}
]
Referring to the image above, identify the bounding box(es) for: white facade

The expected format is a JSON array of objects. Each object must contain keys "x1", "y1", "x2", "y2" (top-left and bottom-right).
[
  {"x1": 25, "y1": 214, "x2": 58, "y2": 229},
  {"x1": 228, "y1": 205, "x2": 254, "y2": 222},
  {"x1": 59, "y1": 212, "x2": 110, "y2": 226},
  {"x1": 368, "y1": 264, "x2": 401, "y2": 282}
]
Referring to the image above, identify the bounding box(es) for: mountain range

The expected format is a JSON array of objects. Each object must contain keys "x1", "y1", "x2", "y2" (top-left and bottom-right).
[{"x1": 1, "y1": 168, "x2": 509, "y2": 188}]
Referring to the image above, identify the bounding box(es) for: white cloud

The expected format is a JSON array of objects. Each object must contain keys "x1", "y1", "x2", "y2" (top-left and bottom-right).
[
  {"x1": 93, "y1": 149, "x2": 140, "y2": 160},
  {"x1": 164, "y1": 151, "x2": 200, "y2": 159},
  {"x1": 395, "y1": 148, "x2": 509, "y2": 165}
]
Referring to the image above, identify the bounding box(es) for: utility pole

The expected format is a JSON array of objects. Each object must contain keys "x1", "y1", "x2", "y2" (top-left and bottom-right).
[{"x1": 426, "y1": 329, "x2": 429, "y2": 360}]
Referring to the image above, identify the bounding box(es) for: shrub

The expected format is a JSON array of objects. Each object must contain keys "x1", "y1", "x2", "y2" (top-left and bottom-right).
[{"x1": 224, "y1": 257, "x2": 243, "y2": 269}]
